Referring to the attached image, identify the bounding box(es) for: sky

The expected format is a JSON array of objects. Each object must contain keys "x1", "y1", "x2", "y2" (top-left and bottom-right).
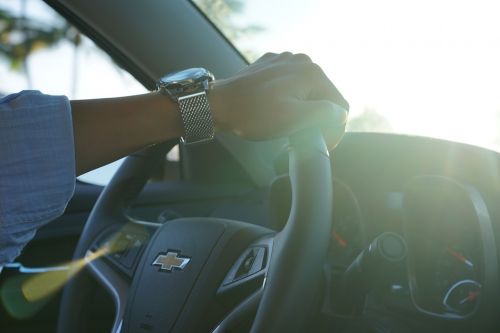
[
  {"x1": 0, "y1": 1, "x2": 146, "y2": 98},
  {"x1": 230, "y1": 0, "x2": 500, "y2": 150},
  {"x1": 0, "y1": 0, "x2": 146, "y2": 185},
  {"x1": 2, "y1": 0, "x2": 500, "y2": 183}
]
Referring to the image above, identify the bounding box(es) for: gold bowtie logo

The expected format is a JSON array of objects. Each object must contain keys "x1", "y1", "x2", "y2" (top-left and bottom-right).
[{"x1": 152, "y1": 252, "x2": 190, "y2": 272}]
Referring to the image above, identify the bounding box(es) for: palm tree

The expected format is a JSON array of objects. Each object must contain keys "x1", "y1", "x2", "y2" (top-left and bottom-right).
[
  {"x1": 0, "y1": 0, "x2": 260, "y2": 92},
  {"x1": 0, "y1": 2, "x2": 81, "y2": 89}
]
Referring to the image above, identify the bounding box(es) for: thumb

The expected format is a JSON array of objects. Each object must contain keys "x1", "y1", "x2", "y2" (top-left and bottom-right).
[
  {"x1": 290, "y1": 99, "x2": 348, "y2": 149},
  {"x1": 291, "y1": 99, "x2": 348, "y2": 128}
]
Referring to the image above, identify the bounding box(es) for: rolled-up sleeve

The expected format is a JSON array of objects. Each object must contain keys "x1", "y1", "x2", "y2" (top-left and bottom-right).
[{"x1": 0, "y1": 91, "x2": 75, "y2": 267}]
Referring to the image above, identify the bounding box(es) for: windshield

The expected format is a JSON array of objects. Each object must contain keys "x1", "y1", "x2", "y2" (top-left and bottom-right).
[{"x1": 194, "y1": 0, "x2": 500, "y2": 152}]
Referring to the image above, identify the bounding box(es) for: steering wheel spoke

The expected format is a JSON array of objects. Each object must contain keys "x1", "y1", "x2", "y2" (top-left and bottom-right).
[
  {"x1": 81, "y1": 223, "x2": 151, "y2": 333},
  {"x1": 86, "y1": 252, "x2": 130, "y2": 333},
  {"x1": 212, "y1": 289, "x2": 263, "y2": 333}
]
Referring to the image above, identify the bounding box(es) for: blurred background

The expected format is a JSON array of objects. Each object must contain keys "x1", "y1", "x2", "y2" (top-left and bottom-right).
[{"x1": 2, "y1": 0, "x2": 500, "y2": 182}]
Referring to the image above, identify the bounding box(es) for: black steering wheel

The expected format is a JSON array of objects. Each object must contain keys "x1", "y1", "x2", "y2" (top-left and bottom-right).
[{"x1": 58, "y1": 128, "x2": 333, "y2": 333}]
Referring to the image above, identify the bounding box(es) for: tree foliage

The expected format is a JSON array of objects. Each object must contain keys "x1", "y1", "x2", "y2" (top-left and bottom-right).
[
  {"x1": 0, "y1": 0, "x2": 262, "y2": 78},
  {"x1": 193, "y1": 0, "x2": 263, "y2": 60},
  {"x1": 0, "y1": 6, "x2": 80, "y2": 73}
]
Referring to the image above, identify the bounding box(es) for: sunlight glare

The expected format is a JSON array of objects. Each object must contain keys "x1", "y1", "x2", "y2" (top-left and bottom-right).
[{"x1": 238, "y1": 0, "x2": 500, "y2": 151}]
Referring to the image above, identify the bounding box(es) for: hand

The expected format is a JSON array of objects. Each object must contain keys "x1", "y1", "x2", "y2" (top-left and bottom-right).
[{"x1": 209, "y1": 52, "x2": 349, "y2": 149}]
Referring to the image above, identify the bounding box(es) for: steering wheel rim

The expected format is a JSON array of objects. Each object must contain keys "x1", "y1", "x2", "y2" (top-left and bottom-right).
[{"x1": 58, "y1": 128, "x2": 333, "y2": 333}]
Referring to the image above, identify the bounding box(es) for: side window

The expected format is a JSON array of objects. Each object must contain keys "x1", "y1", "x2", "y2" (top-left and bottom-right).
[{"x1": 0, "y1": 0, "x2": 179, "y2": 185}]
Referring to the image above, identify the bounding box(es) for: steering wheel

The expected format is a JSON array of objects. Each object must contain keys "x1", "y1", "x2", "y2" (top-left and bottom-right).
[{"x1": 58, "y1": 128, "x2": 333, "y2": 333}]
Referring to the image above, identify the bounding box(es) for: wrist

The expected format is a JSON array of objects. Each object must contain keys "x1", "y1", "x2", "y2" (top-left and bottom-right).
[
  {"x1": 149, "y1": 91, "x2": 184, "y2": 141},
  {"x1": 208, "y1": 79, "x2": 232, "y2": 133}
]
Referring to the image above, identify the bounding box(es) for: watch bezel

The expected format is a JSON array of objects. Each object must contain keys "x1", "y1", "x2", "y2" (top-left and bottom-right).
[{"x1": 157, "y1": 67, "x2": 214, "y2": 100}]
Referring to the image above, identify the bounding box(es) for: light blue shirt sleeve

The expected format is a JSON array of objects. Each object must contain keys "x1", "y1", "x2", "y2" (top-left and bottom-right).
[{"x1": 0, "y1": 90, "x2": 76, "y2": 268}]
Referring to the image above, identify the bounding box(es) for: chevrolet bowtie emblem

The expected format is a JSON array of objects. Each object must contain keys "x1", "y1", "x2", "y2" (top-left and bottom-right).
[{"x1": 152, "y1": 251, "x2": 190, "y2": 272}]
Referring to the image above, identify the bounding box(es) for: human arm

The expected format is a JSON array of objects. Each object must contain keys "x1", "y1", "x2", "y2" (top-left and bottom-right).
[
  {"x1": 0, "y1": 52, "x2": 348, "y2": 268},
  {"x1": 71, "y1": 91, "x2": 181, "y2": 175},
  {"x1": 72, "y1": 52, "x2": 349, "y2": 175},
  {"x1": 0, "y1": 91, "x2": 75, "y2": 266}
]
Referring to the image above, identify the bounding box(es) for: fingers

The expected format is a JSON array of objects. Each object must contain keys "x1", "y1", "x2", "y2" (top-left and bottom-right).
[
  {"x1": 286, "y1": 99, "x2": 348, "y2": 131},
  {"x1": 323, "y1": 124, "x2": 346, "y2": 151},
  {"x1": 219, "y1": 51, "x2": 349, "y2": 144},
  {"x1": 288, "y1": 53, "x2": 312, "y2": 63},
  {"x1": 309, "y1": 100, "x2": 348, "y2": 126},
  {"x1": 256, "y1": 52, "x2": 310, "y2": 64},
  {"x1": 294, "y1": 62, "x2": 349, "y2": 111},
  {"x1": 254, "y1": 52, "x2": 349, "y2": 111},
  {"x1": 297, "y1": 100, "x2": 348, "y2": 150},
  {"x1": 254, "y1": 52, "x2": 279, "y2": 63},
  {"x1": 309, "y1": 68, "x2": 350, "y2": 111}
]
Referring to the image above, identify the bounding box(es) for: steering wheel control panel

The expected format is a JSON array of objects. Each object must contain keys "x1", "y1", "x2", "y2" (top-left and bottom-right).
[{"x1": 92, "y1": 223, "x2": 152, "y2": 277}]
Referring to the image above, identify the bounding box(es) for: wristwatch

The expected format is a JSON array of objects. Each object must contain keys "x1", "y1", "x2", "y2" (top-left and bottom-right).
[{"x1": 157, "y1": 68, "x2": 215, "y2": 145}]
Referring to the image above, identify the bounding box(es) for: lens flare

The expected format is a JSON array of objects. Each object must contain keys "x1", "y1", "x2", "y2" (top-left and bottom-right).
[
  {"x1": 1, "y1": 225, "x2": 142, "y2": 319},
  {"x1": 21, "y1": 246, "x2": 109, "y2": 303}
]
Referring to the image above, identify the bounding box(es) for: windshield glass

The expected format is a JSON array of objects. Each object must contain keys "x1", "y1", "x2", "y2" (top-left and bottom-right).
[{"x1": 194, "y1": 0, "x2": 500, "y2": 152}]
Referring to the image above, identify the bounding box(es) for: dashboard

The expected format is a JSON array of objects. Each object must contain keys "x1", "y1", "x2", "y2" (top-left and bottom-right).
[
  {"x1": 327, "y1": 174, "x2": 497, "y2": 331},
  {"x1": 323, "y1": 133, "x2": 500, "y2": 332},
  {"x1": 124, "y1": 133, "x2": 500, "y2": 332}
]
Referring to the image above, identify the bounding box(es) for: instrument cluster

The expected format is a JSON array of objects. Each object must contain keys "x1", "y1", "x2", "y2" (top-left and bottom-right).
[
  {"x1": 327, "y1": 175, "x2": 497, "y2": 322},
  {"x1": 401, "y1": 175, "x2": 495, "y2": 319}
]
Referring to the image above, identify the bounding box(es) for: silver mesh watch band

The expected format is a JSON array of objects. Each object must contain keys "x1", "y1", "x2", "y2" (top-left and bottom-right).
[{"x1": 178, "y1": 91, "x2": 215, "y2": 144}]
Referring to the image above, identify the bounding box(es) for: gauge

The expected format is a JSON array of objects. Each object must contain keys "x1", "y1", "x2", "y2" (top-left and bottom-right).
[
  {"x1": 434, "y1": 247, "x2": 477, "y2": 291},
  {"x1": 443, "y1": 280, "x2": 481, "y2": 315},
  {"x1": 434, "y1": 246, "x2": 480, "y2": 316},
  {"x1": 402, "y1": 176, "x2": 488, "y2": 318},
  {"x1": 329, "y1": 216, "x2": 364, "y2": 267},
  {"x1": 328, "y1": 180, "x2": 364, "y2": 268}
]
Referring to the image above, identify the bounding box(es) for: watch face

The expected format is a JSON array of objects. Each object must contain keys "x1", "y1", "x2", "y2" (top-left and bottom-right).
[
  {"x1": 158, "y1": 68, "x2": 214, "y2": 98},
  {"x1": 162, "y1": 68, "x2": 211, "y2": 85}
]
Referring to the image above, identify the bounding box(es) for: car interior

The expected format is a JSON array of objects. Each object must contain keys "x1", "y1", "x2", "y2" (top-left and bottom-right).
[{"x1": 1, "y1": 1, "x2": 500, "y2": 333}]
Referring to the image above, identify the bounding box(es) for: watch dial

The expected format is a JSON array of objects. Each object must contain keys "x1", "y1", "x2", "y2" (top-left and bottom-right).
[{"x1": 163, "y1": 68, "x2": 208, "y2": 84}]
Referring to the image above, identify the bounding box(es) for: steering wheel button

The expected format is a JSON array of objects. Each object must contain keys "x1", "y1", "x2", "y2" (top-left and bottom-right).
[
  {"x1": 249, "y1": 247, "x2": 266, "y2": 275},
  {"x1": 235, "y1": 249, "x2": 258, "y2": 278},
  {"x1": 225, "y1": 247, "x2": 267, "y2": 284}
]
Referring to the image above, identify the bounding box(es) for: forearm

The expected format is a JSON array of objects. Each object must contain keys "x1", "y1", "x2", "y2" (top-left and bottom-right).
[
  {"x1": 71, "y1": 91, "x2": 182, "y2": 175},
  {"x1": 71, "y1": 52, "x2": 349, "y2": 175}
]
